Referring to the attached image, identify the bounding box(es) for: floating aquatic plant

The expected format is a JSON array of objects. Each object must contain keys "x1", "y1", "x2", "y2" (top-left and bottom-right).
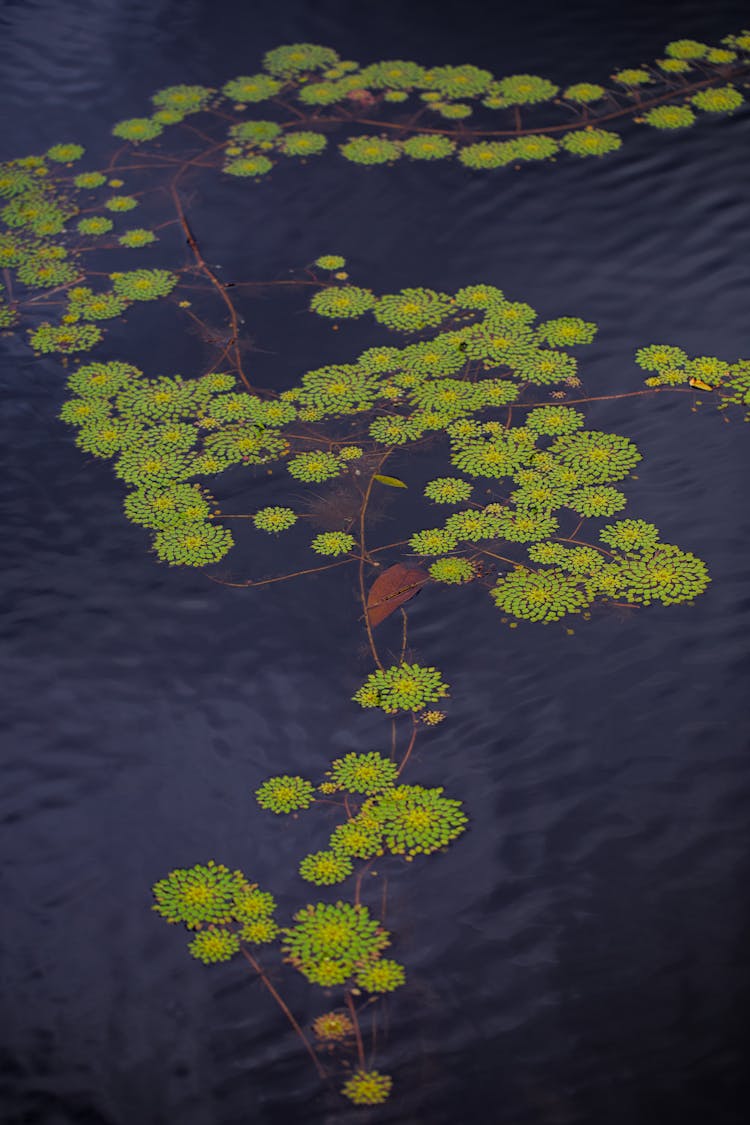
[
  {"x1": 643, "y1": 105, "x2": 697, "y2": 129},
  {"x1": 568, "y1": 485, "x2": 627, "y2": 517},
  {"x1": 67, "y1": 287, "x2": 127, "y2": 320},
  {"x1": 0, "y1": 304, "x2": 19, "y2": 328},
  {"x1": 47, "y1": 143, "x2": 84, "y2": 162},
  {"x1": 280, "y1": 131, "x2": 329, "y2": 157},
  {"x1": 340, "y1": 135, "x2": 402, "y2": 165},
  {"x1": 599, "y1": 518, "x2": 661, "y2": 554},
  {"x1": 299, "y1": 850, "x2": 354, "y2": 886},
  {"x1": 353, "y1": 663, "x2": 449, "y2": 714},
  {"x1": 373, "y1": 287, "x2": 452, "y2": 332},
  {"x1": 564, "y1": 82, "x2": 607, "y2": 103},
  {"x1": 328, "y1": 751, "x2": 398, "y2": 795},
  {"x1": 225, "y1": 155, "x2": 273, "y2": 177},
  {"x1": 222, "y1": 74, "x2": 282, "y2": 102},
  {"x1": 666, "y1": 38, "x2": 709, "y2": 59},
  {"x1": 362, "y1": 784, "x2": 468, "y2": 857},
  {"x1": 615, "y1": 544, "x2": 710, "y2": 605},
  {"x1": 3, "y1": 25, "x2": 744, "y2": 1114},
  {"x1": 124, "y1": 484, "x2": 211, "y2": 529},
  {"x1": 152, "y1": 861, "x2": 250, "y2": 929},
  {"x1": 233, "y1": 887, "x2": 277, "y2": 922},
  {"x1": 287, "y1": 450, "x2": 344, "y2": 482},
  {"x1": 309, "y1": 285, "x2": 375, "y2": 318},
  {"x1": 560, "y1": 128, "x2": 623, "y2": 157},
  {"x1": 548, "y1": 430, "x2": 641, "y2": 483},
  {"x1": 30, "y1": 322, "x2": 102, "y2": 354},
  {"x1": 113, "y1": 118, "x2": 164, "y2": 142},
  {"x1": 253, "y1": 506, "x2": 298, "y2": 533},
  {"x1": 77, "y1": 216, "x2": 114, "y2": 236},
  {"x1": 691, "y1": 85, "x2": 744, "y2": 112},
  {"x1": 240, "y1": 917, "x2": 280, "y2": 945},
  {"x1": 310, "y1": 531, "x2": 355, "y2": 556},
  {"x1": 110, "y1": 268, "x2": 177, "y2": 301},
  {"x1": 119, "y1": 228, "x2": 157, "y2": 247},
  {"x1": 282, "y1": 901, "x2": 390, "y2": 985},
  {"x1": 635, "y1": 344, "x2": 750, "y2": 416},
  {"x1": 188, "y1": 927, "x2": 241, "y2": 963},
  {"x1": 403, "y1": 134, "x2": 457, "y2": 160},
  {"x1": 315, "y1": 254, "x2": 346, "y2": 270},
  {"x1": 254, "y1": 774, "x2": 317, "y2": 816},
  {"x1": 312, "y1": 1011, "x2": 354, "y2": 1041},
  {"x1": 152, "y1": 84, "x2": 213, "y2": 113},
  {"x1": 152, "y1": 863, "x2": 281, "y2": 962},
  {"x1": 342, "y1": 1070, "x2": 393, "y2": 1106},
  {"x1": 296, "y1": 363, "x2": 379, "y2": 413},
  {"x1": 153, "y1": 521, "x2": 234, "y2": 566},
  {"x1": 355, "y1": 958, "x2": 406, "y2": 992},
  {"x1": 264, "y1": 43, "x2": 340, "y2": 76},
  {"x1": 329, "y1": 816, "x2": 384, "y2": 860},
  {"x1": 105, "y1": 195, "x2": 139, "y2": 212},
  {"x1": 429, "y1": 557, "x2": 475, "y2": 584},
  {"x1": 491, "y1": 565, "x2": 592, "y2": 623}
]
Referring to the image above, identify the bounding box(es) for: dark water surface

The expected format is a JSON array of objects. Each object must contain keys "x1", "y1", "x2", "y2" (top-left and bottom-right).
[{"x1": 2, "y1": 1, "x2": 750, "y2": 1123}]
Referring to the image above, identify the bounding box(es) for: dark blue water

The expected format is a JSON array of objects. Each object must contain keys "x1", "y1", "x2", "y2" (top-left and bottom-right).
[{"x1": 2, "y1": 2, "x2": 750, "y2": 1123}]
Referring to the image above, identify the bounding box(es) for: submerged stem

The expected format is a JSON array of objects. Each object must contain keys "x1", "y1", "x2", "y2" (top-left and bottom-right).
[
  {"x1": 345, "y1": 991, "x2": 366, "y2": 1070},
  {"x1": 239, "y1": 947, "x2": 326, "y2": 1079},
  {"x1": 359, "y1": 456, "x2": 393, "y2": 671},
  {"x1": 169, "y1": 167, "x2": 253, "y2": 393},
  {"x1": 399, "y1": 607, "x2": 409, "y2": 664},
  {"x1": 397, "y1": 718, "x2": 419, "y2": 777}
]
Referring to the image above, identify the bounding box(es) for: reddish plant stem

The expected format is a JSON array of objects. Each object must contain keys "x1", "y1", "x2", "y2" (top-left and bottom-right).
[
  {"x1": 2, "y1": 267, "x2": 15, "y2": 304},
  {"x1": 397, "y1": 718, "x2": 419, "y2": 777},
  {"x1": 380, "y1": 876, "x2": 388, "y2": 922},
  {"x1": 168, "y1": 169, "x2": 253, "y2": 392},
  {"x1": 25, "y1": 276, "x2": 85, "y2": 304},
  {"x1": 202, "y1": 539, "x2": 412, "y2": 591},
  {"x1": 180, "y1": 121, "x2": 220, "y2": 145},
  {"x1": 105, "y1": 141, "x2": 133, "y2": 172},
  {"x1": 399, "y1": 607, "x2": 409, "y2": 664},
  {"x1": 221, "y1": 278, "x2": 324, "y2": 288},
  {"x1": 552, "y1": 534, "x2": 616, "y2": 559},
  {"x1": 341, "y1": 64, "x2": 749, "y2": 139},
  {"x1": 345, "y1": 992, "x2": 366, "y2": 1069},
  {"x1": 239, "y1": 947, "x2": 326, "y2": 1079},
  {"x1": 478, "y1": 547, "x2": 527, "y2": 569},
  {"x1": 354, "y1": 860, "x2": 374, "y2": 907},
  {"x1": 75, "y1": 218, "x2": 182, "y2": 254},
  {"x1": 568, "y1": 517, "x2": 584, "y2": 541},
  {"x1": 204, "y1": 556, "x2": 356, "y2": 588},
  {"x1": 513, "y1": 387, "x2": 694, "y2": 408},
  {"x1": 179, "y1": 304, "x2": 222, "y2": 338},
  {"x1": 272, "y1": 96, "x2": 308, "y2": 121},
  {"x1": 359, "y1": 456, "x2": 392, "y2": 670}
]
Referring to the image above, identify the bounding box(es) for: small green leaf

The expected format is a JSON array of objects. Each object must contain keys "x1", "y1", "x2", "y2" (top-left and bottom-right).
[{"x1": 373, "y1": 474, "x2": 407, "y2": 488}]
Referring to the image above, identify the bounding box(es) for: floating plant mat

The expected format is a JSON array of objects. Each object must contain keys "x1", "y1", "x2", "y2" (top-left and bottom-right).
[{"x1": 1, "y1": 27, "x2": 749, "y2": 1112}]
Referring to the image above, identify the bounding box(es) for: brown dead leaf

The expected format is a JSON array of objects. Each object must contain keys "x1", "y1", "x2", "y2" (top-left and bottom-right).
[{"x1": 366, "y1": 563, "x2": 429, "y2": 628}]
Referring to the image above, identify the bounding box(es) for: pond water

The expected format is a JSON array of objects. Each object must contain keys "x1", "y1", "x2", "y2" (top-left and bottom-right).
[{"x1": 2, "y1": 1, "x2": 750, "y2": 1123}]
